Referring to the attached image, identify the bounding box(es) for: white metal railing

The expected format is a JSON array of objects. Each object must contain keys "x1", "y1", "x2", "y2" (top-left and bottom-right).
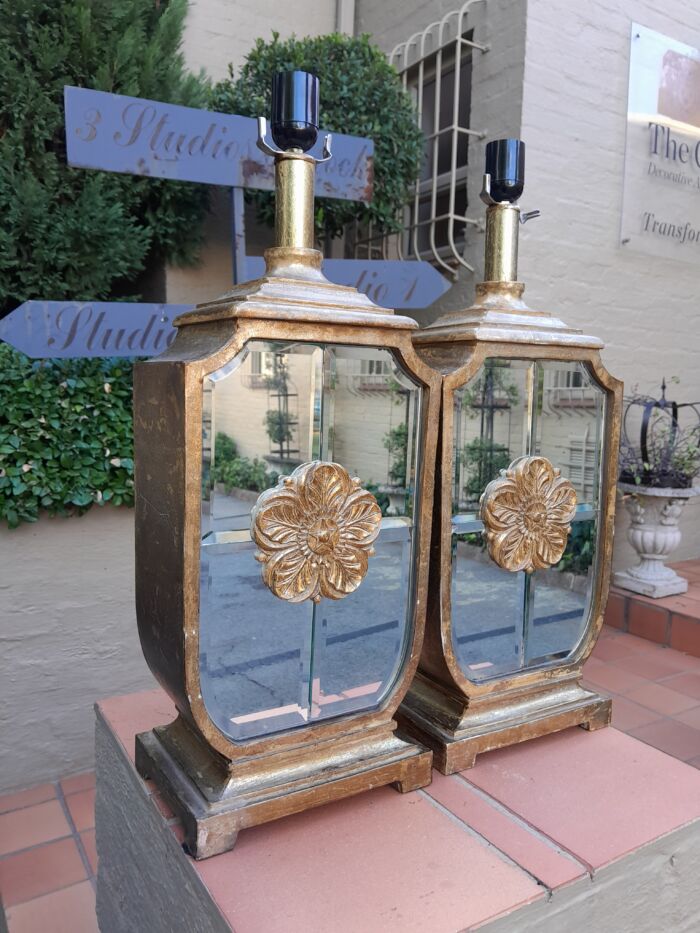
[
  {"x1": 352, "y1": 2, "x2": 489, "y2": 276},
  {"x1": 541, "y1": 370, "x2": 599, "y2": 416}
]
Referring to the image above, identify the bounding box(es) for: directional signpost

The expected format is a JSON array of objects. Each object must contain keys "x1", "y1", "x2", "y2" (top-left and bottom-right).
[
  {"x1": 0, "y1": 87, "x2": 451, "y2": 360},
  {"x1": 0, "y1": 302, "x2": 187, "y2": 359},
  {"x1": 64, "y1": 86, "x2": 373, "y2": 202},
  {"x1": 1, "y1": 251, "x2": 452, "y2": 358}
]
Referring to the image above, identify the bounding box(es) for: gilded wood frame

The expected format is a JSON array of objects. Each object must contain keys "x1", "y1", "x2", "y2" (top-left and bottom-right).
[
  {"x1": 133, "y1": 286, "x2": 442, "y2": 854},
  {"x1": 399, "y1": 336, "x2": 623, "y2": 772}
]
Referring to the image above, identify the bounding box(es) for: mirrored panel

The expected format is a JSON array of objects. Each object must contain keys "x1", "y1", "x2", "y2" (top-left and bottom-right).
[
  {"x1": 526, "y1": 361, "x2": 605, "y2": 665},
  {"x1": 452, "y1": 359, "x2": 532, "y2": 513},
  {"x1": 451, "y1": 523, "x2": 525, "y2": 679},
  {"x1": 450, "y1": 361, "x2": 532, "y2": 678},
  {"x1": 200, "y1": 341, "x2": 423, "y2": 739},
  {"x1": 450, "y1": 359, "x2": 606, "y2": 683}
]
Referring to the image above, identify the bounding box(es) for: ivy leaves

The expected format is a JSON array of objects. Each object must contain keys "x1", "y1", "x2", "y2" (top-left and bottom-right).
[{"x1": 0, "y1": 345, "x2": 134, "y2": 527}]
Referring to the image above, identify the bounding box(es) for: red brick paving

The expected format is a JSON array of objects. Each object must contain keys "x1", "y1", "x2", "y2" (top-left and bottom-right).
[{"x1": 584, "y1": 627, "x2": 700, "y2": 765}]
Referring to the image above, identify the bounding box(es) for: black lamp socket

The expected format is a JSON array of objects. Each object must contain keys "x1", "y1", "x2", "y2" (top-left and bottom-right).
[{"x1": 271, "y1": 71, "x2": 319, "y2": 153}]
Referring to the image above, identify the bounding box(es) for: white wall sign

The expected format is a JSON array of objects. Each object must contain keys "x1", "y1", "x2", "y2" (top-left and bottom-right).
[{"x1": 621, "y1": 23, "x2": 700, "y2": 262}]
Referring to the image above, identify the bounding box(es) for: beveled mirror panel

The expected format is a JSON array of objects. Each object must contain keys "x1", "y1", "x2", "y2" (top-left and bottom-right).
[
  {"x1": 200, "y1": 340, "x2": 423, "y2": 740},
  {"x1": 450, "y1": 359, "x2": 605, "y2": 682}
]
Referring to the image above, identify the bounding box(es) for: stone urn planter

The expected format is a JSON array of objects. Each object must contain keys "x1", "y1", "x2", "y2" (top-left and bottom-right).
[
  {"x1": 613, "y1": 483, "x2": 700, "y2": 598},
  {"x1": 378, "y1": 484, "x2": 408, "y2": 516}
]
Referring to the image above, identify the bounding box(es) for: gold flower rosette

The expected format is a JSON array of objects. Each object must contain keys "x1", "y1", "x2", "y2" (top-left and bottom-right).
[
  {"x1": 251, "y1": 460, "x2": 382, "y2": 603},
  {"x1": 479, "y1": 455, "x2": 577, "y2": 574}
]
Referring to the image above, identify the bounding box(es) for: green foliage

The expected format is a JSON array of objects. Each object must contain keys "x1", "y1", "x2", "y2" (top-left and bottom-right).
[
  {"x1": 0, "y1": 0, "x2": 209, "y2": 315},
  {"x1": 461, "y1": 362, "x2": 520, "y2": 416},
  {"x1": 383, "y1": 422, "x2": 408, "y2": 486},
  {"x1": 0, "y1": 344, "x2": 134, "y2": 527},
  {"x1": 619, "y1": 379, "x2": 700, "y2": 489},
  {"x1": 558, "y1": 521, "x2": 595, "y2": 576},
  {"x1": 462, "y1": 438, "x2": 510, "y2": 501},
  {"x1": 214, "y1": 432, "x2": 238, "y2": 463},
  {"x1": 264, "y1": 410, "x2": 294, "y2": 446},
  {"x1": 364, "y1": 482, "x2": 390, "y2": 516},
  {"x1": 210, "y1": 32, "x2": 423, "y2": 241},
  {"x1": 212, "y1": 434, "x2": 276, "y2": 493},
  {"x1": 214, "y1": 457, "x2": 271, "y2": 494}
]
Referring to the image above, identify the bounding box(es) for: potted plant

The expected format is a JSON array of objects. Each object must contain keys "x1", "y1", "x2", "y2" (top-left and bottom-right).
[{"x1": 614, "y1": 381, "x2": 700, "y2": 597}]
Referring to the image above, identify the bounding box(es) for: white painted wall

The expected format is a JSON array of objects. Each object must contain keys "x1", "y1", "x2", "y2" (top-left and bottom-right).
[
  {"x1": 358, "y1": 0, "x2": 700, "y2": 560},
  {"x1": 520, "y1": 0, "x2": 700, "y2": 399},
  {"x1": 520, "y1": 0, "x2": 700, "y2": 560},
  {"x1": 182, "y1": 0, "x2": 337, "y2": 81},
  {"x1": 0, "y1": 508, "x2": 153, "y2": 792}
]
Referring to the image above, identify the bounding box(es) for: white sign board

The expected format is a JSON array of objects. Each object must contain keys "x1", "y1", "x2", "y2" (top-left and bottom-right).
[{"x1": 621, "y1": 24, "x2": 700, "y2": 262}]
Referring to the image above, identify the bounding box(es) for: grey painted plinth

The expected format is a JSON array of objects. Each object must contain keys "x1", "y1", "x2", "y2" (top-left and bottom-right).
[
  {"x1": 95, "y1": 710, "x2": 230, "y2": 933},
  {"x1": 96, "y1": 703, "x2": 700, "y2": 933},
  {"x1": 481, "y1": 822, "x2": 700, "y2": 933}
]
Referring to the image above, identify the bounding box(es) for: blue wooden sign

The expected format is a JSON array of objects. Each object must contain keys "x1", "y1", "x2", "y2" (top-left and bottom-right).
[
  {"x1": 1, "y1": 254, "x2": 450, "y2": 358},
  {"x1": 245, "y1": 258, "x2": 451, "y2": 309},
  {"x1": 64, "y1": 86, "x2": 373, "y2": 203},
  {"x1": 0, "y1": 302, "x2": 188, "y2": 359}
]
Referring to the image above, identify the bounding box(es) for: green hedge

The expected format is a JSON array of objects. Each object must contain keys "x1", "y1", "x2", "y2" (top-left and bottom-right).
[
  {"x1": 0, "y1": 344, "x2": 134, "y2": 528},
  {"x1": 211, "y1": 32, "x2": 423, "y2": 242},
  {"x1": 212, "y1": 432, "x2": 276, "y2": 493}
]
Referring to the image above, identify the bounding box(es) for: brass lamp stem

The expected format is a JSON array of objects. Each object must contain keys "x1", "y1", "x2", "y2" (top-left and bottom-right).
[
  {"x1": 484, "y1": 202, "x2": 520, "y2": 283},
  {"x1": 275, "y1": 152, "x2": 315, "y2": 250}
]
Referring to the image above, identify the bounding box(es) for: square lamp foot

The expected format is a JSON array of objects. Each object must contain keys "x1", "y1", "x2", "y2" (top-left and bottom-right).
[
  {"x1": 398, "y1": 680, "x2": 611, "y2": 774},
  {"x1": 135, "y1": 721, "x2": 432, "y2": 859}
]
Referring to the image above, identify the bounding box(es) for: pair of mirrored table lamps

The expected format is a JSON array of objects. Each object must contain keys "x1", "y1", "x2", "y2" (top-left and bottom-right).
[{"x1": 133, "y1": 72, "x2": 621, "y2": 857}]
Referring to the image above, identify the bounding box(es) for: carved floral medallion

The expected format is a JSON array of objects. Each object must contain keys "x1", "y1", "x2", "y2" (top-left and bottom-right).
[
  {"x1": 251, "y1": 460, "x2": 382, "y2": 603},
  {"x1": 479, "y1": 455, "x2": 577, "y2": 573}
]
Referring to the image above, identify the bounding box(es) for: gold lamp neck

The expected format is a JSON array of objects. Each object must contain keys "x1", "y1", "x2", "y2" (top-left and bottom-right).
[
  {"x1": 483, "y1": 202, "x2": 521, "y2": 284},
  {"x1": 274, "y1": 151, "x2": 316, "y2": 249},
  {"x1": 256, "y1": 114, "x2": 333, "y2": 254}
]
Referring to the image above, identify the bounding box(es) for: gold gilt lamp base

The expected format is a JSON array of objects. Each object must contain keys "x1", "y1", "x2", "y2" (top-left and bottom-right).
[
  {"x1": 135, "y1": 718, "x2": 432, "y2": 859},
  {"x1": 397, "y1": 675, "x2": 611, "y2": 774}
]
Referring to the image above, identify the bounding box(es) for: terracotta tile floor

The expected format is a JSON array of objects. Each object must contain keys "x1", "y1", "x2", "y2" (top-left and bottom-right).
[
  {"x1": 0, "y1": 772, "x2": 98, "y2": 932},
  {"x1": 584, "y1": 626, "x2": 700, "y2": 765},
  {"x1": 2, "y1": 629, "x2": 700, "y2": 929}
]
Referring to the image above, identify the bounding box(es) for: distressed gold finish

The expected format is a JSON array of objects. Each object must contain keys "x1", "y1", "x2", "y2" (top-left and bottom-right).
[
  {"x1": 484, "y1": 203, "x2": 520, "y2": 283},
  {"x1": 275, "y1": 152, "x2": 315, "y2": 249},
  {"x1": 399, "y1": 167, "x2": 623, "y2": 773},
  {"x1": 480, "y1": 455, "x2": 577, "y2": 574},
  {"x1": 133, "y1": 117, "x2": 441, "y2": 856},
  {"x1": 251, "y1": 460, "x2": 381, "y2": 604}
]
